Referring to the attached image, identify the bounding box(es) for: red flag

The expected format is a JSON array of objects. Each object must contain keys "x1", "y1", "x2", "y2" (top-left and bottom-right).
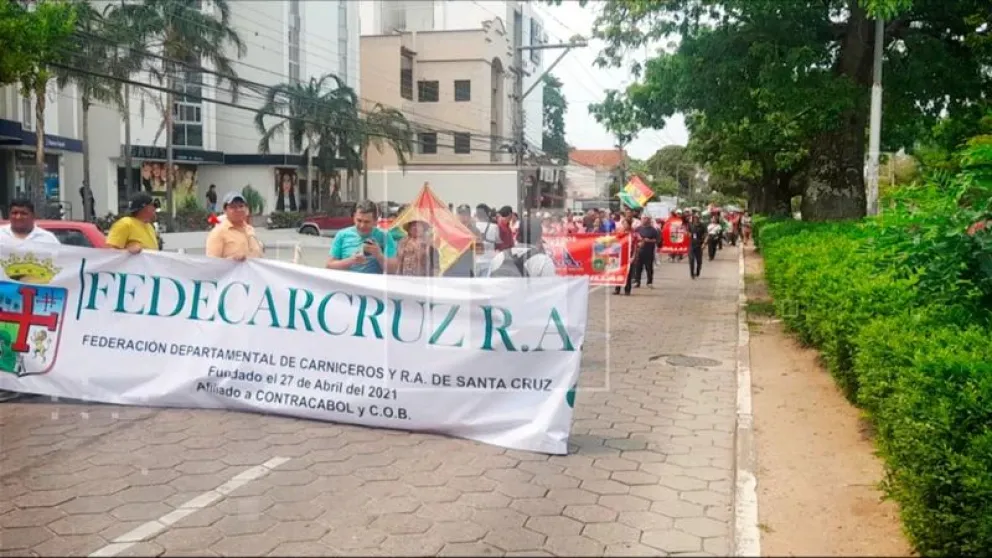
[
  {"x1": 543, "y1": 232, "x2": 632, "y2": 286},
  {"x1": 661, "y1": 217, "x2": 690, "y2": 255}
]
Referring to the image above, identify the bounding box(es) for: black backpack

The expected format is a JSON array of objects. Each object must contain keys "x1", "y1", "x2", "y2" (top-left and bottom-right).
[{"x1": 489, "y1": 247, "x2": 539, "y2": 278}]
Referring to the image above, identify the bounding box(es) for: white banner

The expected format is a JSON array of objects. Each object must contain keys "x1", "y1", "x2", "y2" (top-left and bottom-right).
[
  {"x1": 645, "y1": 199, "x2": 678, "y2": 219},
  {"x1": 0, "y1": 242, "x2": 589, "y2": 454}
]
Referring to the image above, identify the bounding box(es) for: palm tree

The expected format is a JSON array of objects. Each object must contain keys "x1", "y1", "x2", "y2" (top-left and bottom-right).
[
  {"x1": 14, "y1": 0, "x2": 76, "y2": 216},
  {"x1": 256, "y1": 74, "x2": 337, "y2": 212},
  {"x1": 255, "y1": 73, "x2": 361, "y2": 211},
  {"x1": 102, "y1": 1, "x2": 156, "y2": 204},
  {"x1": 55, "y1": 1, "x2": 121, "y2": 221},
  {"x1": 113, "y1": 0, "x2": 245, "y2": 228},
  {"x1": 358, "y1": 103, "x2": 414, "y2": 200}
]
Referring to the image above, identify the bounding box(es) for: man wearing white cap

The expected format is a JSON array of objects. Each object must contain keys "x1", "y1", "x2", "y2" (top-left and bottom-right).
[{"x1": 205, "y1": 190, "x2": 263, "y2": 260}]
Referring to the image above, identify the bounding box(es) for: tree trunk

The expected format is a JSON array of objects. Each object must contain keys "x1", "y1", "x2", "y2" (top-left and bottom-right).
[
  {"x1": 33, "y1": 81, "x2": 48, "y2": 216},
  {"x1": 123, "y1": 83, "x2": 133, "y2": 200},
  {"x1": 164, "y1": 75, "x2": 175, "y2": 230},
  {"x1": 801, "y1": 2, "x2": 875, "y2": 221},
  {"x1": 747, "y1": 174, "x2": 792, "y2": 217},
  {"x1": 362, "y1": 147, "x2": 369, "y2": 201},
  {"x1": 319, "y1": 172, "x2": 333, "y2": 210},
  {"x1": 802, "y1": 112, "x2": 869, "y2": 221},
  {"x1": 81, "y1": 96, "x2": 94, "y2": 222},
  {"x1": 307, "y1": 153, "x2": 314, "y2": 211}
]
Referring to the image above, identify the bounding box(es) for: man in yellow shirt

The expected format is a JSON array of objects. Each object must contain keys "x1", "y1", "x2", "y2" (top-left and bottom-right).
[
  {"x1": 107, "y1": 193, "x2": 160, "y2": 253},
  {"x1": 205, "y1": 190, "x2": 263, "y2": 261}
]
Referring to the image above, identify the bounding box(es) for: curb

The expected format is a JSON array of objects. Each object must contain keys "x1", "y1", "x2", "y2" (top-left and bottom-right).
[{"x1": 733, "y1": 245, "x2": 761, "y2": 556}]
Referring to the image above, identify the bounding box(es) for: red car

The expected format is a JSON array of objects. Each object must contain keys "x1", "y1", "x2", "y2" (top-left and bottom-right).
[
  {"x1": 0, "y1": 220, "x2": 108, "y2": 248},
  {"x1": 297, "y1": 202, "x2": 357, "y2": 236}
]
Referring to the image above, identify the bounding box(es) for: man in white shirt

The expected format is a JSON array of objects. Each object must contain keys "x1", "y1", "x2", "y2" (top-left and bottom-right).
[
  {"x1": 0, "y1": 199, "x2": 58, "y2": 402},
  {"x1": 706, "y1": 216, "x2": 723, "y2": 261},
  {"x1": 0, "y1": 198, "x2": 60, "y2": 246},
  {"x1": 489, "y1": 218, "x2": 557, "y2": 278},
  {"x1": 473, "y1": 204, "x2": 499, "y2": 275}
]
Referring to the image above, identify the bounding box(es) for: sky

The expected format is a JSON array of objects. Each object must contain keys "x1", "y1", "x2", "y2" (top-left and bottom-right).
[{"x1": 534, "y1": 1, "x2": 689, "y2": 160}]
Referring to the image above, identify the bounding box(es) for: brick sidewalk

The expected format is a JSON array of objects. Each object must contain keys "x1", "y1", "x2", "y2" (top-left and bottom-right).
[{"x1": 0, "y1": 248, "x2": 740, "y2": 557}]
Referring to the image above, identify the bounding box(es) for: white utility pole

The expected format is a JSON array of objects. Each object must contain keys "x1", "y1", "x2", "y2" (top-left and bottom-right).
[
  {"x1": 514, "y1": 38, "x2": 586, "y2": 212},
  {"x1": 866, "y1": 17, "x2": 884, "y2": 216}
]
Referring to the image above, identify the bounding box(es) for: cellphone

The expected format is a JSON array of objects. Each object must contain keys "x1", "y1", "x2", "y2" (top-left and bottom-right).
[{"x1": 362, "y1": 239, "x2": 376, "y2": 254}]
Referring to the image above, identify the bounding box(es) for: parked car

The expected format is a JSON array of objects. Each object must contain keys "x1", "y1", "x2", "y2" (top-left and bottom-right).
[
  {"x1": 0, "y1": 220, "x2": 108, "y2": 248},
  {"x1": 378, "y1": 201, "x2": 403, "y2": 218},
  {"x1": 297, "y1": 202, "x2": 356, "y2": 236}
]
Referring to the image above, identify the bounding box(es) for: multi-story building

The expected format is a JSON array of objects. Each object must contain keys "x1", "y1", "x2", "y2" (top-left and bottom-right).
[
  {"x1": 118, "y1": 0, "x2": 361, "y2": 215},
  {"x1": 359, "y1": 0, "x2": 546, "y2": 210},
  {"x1": 0, "y1": 82, "x2": 85, "y2": 217},
  {"x1": 3, "y1": 0, "x2": 361, "y2": 218}
]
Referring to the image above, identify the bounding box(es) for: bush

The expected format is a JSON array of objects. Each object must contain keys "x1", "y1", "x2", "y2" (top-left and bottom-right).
[
  {"x1": 266, "y1": 211, "x2": 330, "y2": 229},
  {"x1": 242, "y1": 185, "x2": 265, "y2": 215},
  {"x1": 267, "y1": 211, "x2": 305, "y2": 229},
  {"x1": 173, "y1": 195, "x2": 211, "y2": 232},
  {"x1": 94, "y1": 212, "x2": 117, "y2": 234},
  {"x1": 754, "y1": 139, "x2": 992, "y2": 556},
  {"x1": 856, "y1": 319, "x2": 992, "y2": 556},
  {"x1": 174, "y1": 207, "x2": 211, "y2": 232}
]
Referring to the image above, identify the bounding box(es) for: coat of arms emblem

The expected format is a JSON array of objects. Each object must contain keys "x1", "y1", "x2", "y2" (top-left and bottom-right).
[{"x1": 0, "y1": 253, "x2": 66, "y2": 377}]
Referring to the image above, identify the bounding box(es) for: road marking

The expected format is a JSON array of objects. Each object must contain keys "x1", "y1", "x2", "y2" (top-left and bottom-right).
[
  {"x1": 733, "y1": 246, "x2": 761, "y2": 557},
  {"x1": 88, "y1": 457, "x2": 291, "y2": 557}
]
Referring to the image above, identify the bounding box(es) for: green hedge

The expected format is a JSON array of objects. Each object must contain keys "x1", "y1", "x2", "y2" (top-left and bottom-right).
[{"x1": 754, "y1": 141, "x2": 992, "y2": 556}]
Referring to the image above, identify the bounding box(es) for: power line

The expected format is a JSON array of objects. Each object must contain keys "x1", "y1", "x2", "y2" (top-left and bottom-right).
[
  {"x1": 50, "y1": 55, "x2": 483, "y2": 155},
  {"x1": 62, "y1": 38, "x2": 516, "y2": 161},
  {"x1": 71, "y1": 29, "x2": 516, "y2": 151},
  {"x1": 119, "y1": 5, "x2": 523, "y2": 145},
  {"x1": 535, "y1": 3, "x2": 685, "y2": 151}
]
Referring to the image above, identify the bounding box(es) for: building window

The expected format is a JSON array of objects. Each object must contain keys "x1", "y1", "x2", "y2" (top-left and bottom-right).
[
  {"x1": 288, "y1": 0, "x2": 301, "y2": 84},
  {"x1": 529, "y1": 18, "x2": 543, "y2": 64},
  {"x1": 453, "y1": 133, "x2": 471, "y2": 154},
  {"x1": 21, "y1": 93, "x2": 32, "y2": 130},
  {"x1": 454, "y1": 80, "x2": 471, "y2": 102},
  {"x1": 338, "y1": 0, "x2": 348, "y2": 83},
  {"x1": 173, "y1": 69, "x2": 203, "y2": 148},
  {"x1": 418, "y1": 132, "x2": 437, "y2": 154},
  {"x1": 417, "y1": 80, "x2": 439, "y2": 102},
  {"x1": 513, "y1": 10, "x2": 523, "y2": 48},
  {"x1": 400, "y1": 51, "x2": 413, "y2": 100}
]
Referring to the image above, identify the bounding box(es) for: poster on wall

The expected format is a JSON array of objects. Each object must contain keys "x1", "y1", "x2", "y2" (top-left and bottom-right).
[
  {"x1": 275, "y1": 168, "x2": 298, "y2": 212},
  {"x1": 141, "y1": 162, "x2": 199, "y2": 208}
]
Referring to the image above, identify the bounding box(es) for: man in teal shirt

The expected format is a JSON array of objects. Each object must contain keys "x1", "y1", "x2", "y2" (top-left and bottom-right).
[{"x1": 326, "y1": 200, "x2": 398, "y2": 274}]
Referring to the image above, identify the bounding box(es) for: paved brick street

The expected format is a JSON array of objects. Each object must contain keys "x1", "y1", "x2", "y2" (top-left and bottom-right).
[{"x1": 0, "y1": 247, "x2": 741, "y2": 557}]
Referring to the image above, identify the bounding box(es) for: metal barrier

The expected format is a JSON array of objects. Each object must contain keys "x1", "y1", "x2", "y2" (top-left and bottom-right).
[{"x1": 166, "y1": 242, "x2": 326, "y2": 267}]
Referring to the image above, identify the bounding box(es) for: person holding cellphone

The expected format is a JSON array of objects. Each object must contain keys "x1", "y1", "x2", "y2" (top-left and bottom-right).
[{"x1": 326, "y1": 200, "x2": 398, "y2": 274}]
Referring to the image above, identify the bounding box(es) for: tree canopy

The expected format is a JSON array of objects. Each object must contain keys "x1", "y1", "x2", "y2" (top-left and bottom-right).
[
  {"x1": 574, "y1": 0, "x2": 991, "y2": 219},
  {"x1": 541, "y1": 74, "x2": 569, "y2": 162},
  {"x1": 0, "y1": 0, "x2": 76, "y2": 87}
]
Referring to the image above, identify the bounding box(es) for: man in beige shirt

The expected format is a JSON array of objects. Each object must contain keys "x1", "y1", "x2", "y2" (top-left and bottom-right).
[{"x1": 205, "y1": 190, "x2": 263, "y2": 261}]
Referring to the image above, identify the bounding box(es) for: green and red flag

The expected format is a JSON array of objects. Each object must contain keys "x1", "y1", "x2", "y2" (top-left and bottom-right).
[
  {"x1": 618, "y1": 175, "x2": 654, "y2": 209},
  {"x1": 387, "y1": 183, "x2": 476, "y2": 275}
]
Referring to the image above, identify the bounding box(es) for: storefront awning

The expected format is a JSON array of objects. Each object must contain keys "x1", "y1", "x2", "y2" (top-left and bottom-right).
[
  {"x1": 0, "y1": 119, "x2": 83, "y2": 153},
  {"x1": 123, "y1": 144, "x2": 225, "y2": 164}
]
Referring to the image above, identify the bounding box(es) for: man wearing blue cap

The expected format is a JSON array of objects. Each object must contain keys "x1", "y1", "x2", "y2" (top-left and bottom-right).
[{"x1": 205, "y1": 190, "x2": 263, "y2": 260}]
